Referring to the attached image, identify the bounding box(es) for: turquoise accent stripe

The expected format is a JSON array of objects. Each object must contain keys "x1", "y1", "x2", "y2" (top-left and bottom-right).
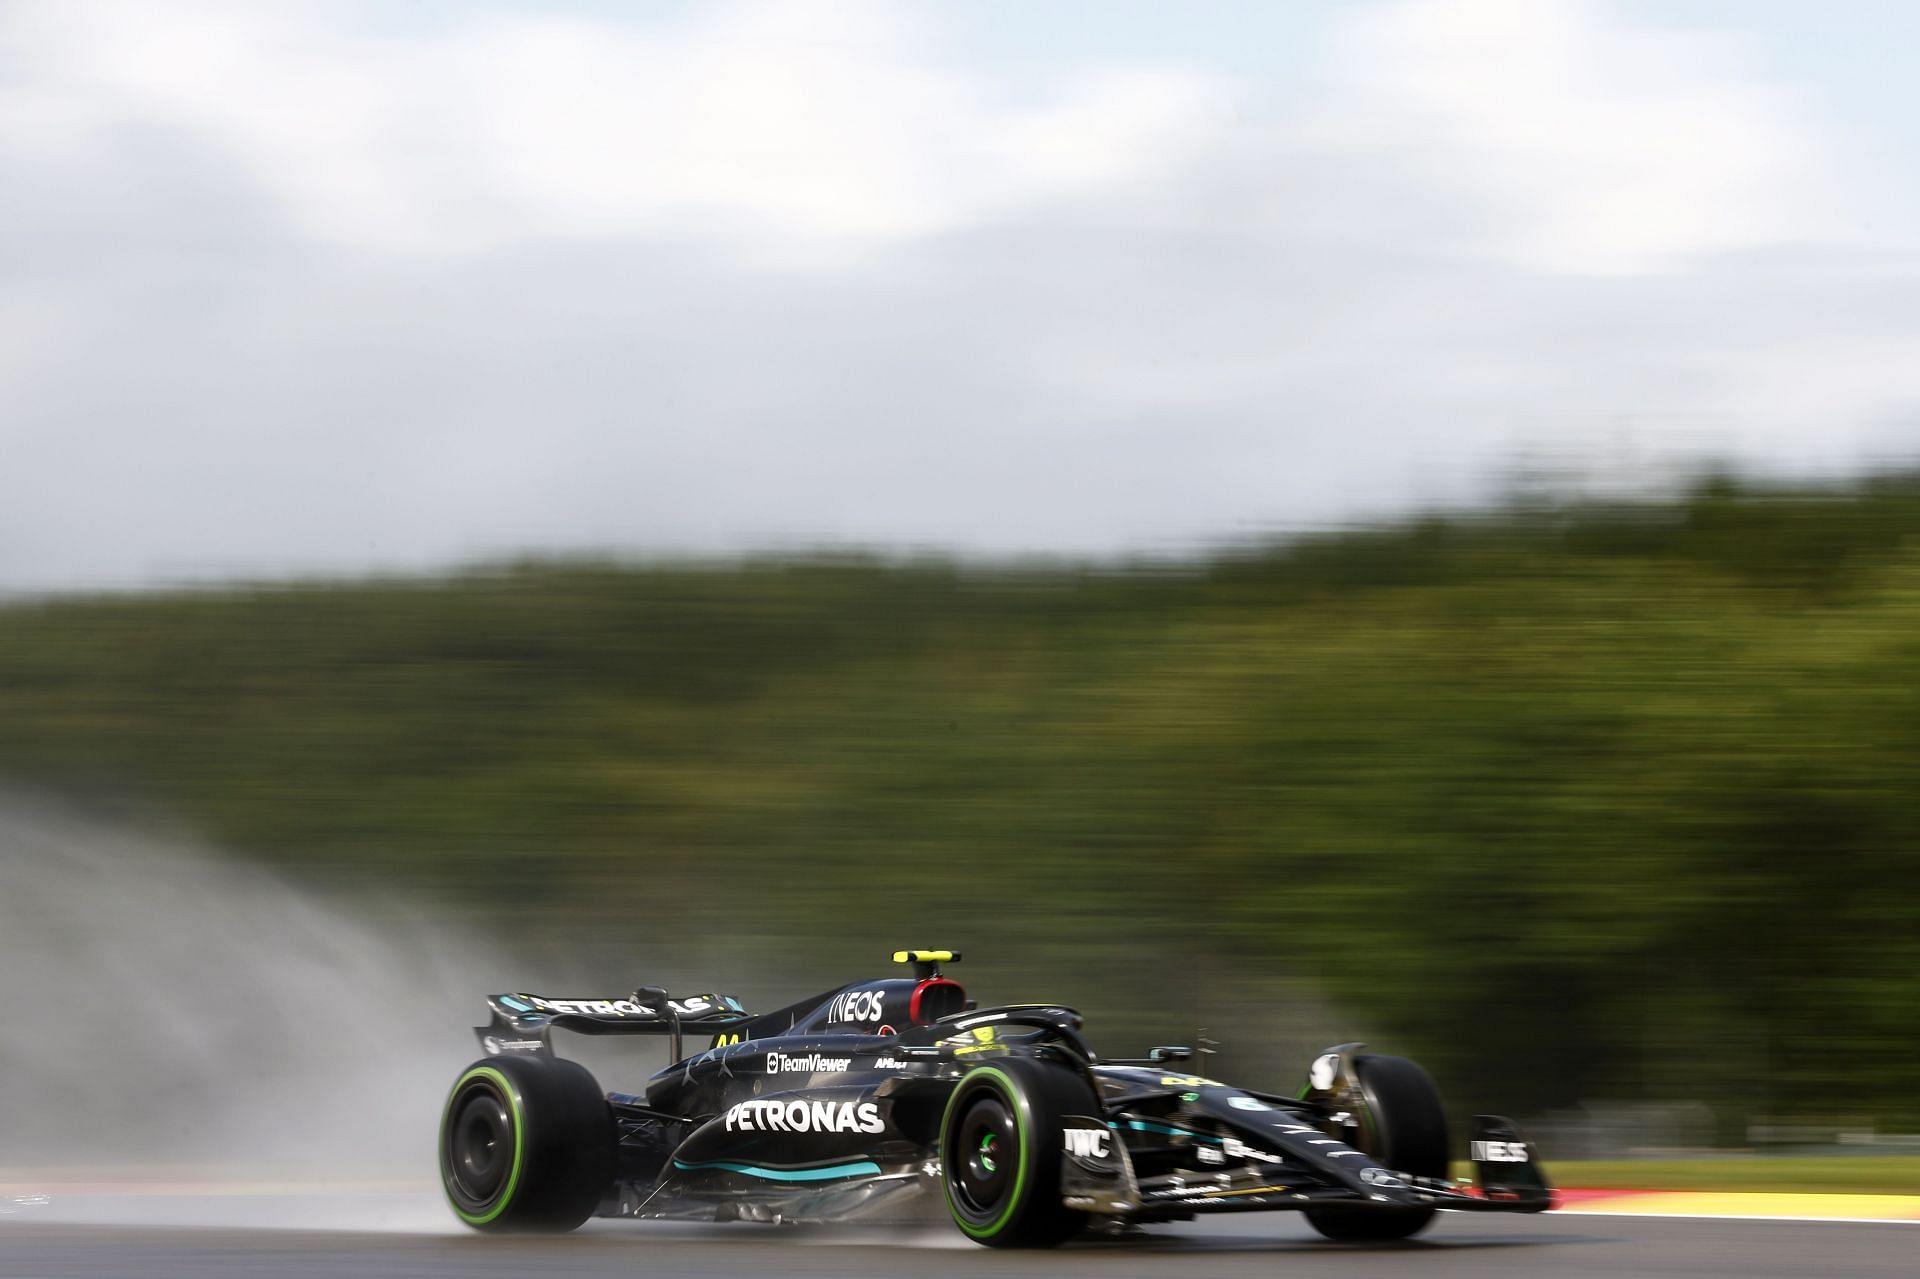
[
  {"x1": 1125, "y1": 1119, "x2": 1224, "y2": 1143},
  {"x1": 672, "y1": 1158, "x2": 882, "y2": 1182},
  {"x1": 498, "y1": 996, "x2": 531, "y2": 1012}
]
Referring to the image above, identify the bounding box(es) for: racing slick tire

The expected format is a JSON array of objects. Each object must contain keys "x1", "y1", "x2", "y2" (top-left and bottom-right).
[
  {"x1": 439, "y1": 1054, "x2": 614, "y2": 1232},
  {"x1": 1304, "y1": 1054, "x2": 1449, "y2": 1242},
  {"x1": 940, "y1": 1056, "x2": 1098, "y2": 1248}
]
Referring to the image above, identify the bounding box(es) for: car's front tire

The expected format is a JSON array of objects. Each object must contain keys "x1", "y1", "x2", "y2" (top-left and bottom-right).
[
  {"x1": 439, "y1": 1054, "x2": 613, "y2": 1232},
  {"x1": 1303, "y1": 1053, "x2": 1449, "y2": 1242},
  {"x1": 940, "y1": 1056, "x2": 1097, "y2": 1248}
]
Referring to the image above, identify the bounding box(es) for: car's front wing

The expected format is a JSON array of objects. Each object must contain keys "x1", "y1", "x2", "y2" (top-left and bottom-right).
[{"x1": 1060, "y1": 1095, "x2": 1553, "y2": 1221}]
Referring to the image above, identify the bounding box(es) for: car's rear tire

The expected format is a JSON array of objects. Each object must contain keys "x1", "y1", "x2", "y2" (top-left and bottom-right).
[
  {"x1": 1304, "y1": 1053, "x2": 1449, "y2": 1242},
  {"x1": 940, "y1": 1056, "x2": 1097, "y2": 1248},
  {"x1": 439, "y1": 1054, "x2": 613, "y2": 1232}
]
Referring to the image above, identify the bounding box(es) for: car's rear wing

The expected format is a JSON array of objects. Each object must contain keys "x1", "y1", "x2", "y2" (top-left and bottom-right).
[{"x1": 475, "y1": 988, "x2": 754, "y2": 1063}]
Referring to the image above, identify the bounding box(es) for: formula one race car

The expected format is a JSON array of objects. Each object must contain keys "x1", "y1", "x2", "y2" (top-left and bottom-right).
[{"x1": 438, "y1": 951, "x2": 1552, "y2": 1246}]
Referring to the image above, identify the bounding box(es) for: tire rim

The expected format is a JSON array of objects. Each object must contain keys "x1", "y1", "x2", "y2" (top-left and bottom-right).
[
  {"x1": 950, "y1": 1090, "x2": 1018, "y2": 1220},
  {"x1": 444, "y1": 1080, "x2": 514, "y2": 1210}
]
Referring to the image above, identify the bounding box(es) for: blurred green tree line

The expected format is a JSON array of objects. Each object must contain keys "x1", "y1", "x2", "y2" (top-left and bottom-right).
[{"x1": 3, "y1": 473, "x2": 1919, "y2": 1131}]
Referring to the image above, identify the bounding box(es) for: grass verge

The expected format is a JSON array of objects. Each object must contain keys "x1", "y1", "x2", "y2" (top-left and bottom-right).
[{"x1": 1468, "y1": 1156, "x2": 1920, "y2": 1194}]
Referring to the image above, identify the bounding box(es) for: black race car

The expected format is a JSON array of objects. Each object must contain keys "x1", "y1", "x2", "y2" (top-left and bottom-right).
[{"x1": 438, "y1": 951, "x2": 1552, "y2": 1247}]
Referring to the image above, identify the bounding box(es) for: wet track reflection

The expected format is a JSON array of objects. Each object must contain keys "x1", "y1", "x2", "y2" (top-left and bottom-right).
[{"x1": 4, "y1": 1204, "x2": 1916, "y2": 1279}]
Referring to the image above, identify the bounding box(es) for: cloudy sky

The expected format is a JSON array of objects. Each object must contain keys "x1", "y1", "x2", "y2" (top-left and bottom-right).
[{"x1": 4, "y1": 0, "x2": 1919, "y2": 590}]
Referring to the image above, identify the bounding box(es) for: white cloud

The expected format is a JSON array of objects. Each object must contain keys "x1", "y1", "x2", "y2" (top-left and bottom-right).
[
  {"x1": 1, "y1": 0, "x2": 1230, "y2": 257},
  {"x1": 1, "y1": 0, "x2": 1917, "y2": 591},
  {"x1": 1316, "y1": 0, "x2": 1849, "y2": 273}
]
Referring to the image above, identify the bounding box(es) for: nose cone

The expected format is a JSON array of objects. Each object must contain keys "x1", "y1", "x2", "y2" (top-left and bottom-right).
[
  {"x1": 1338, "y1": 1164, "x2": 1427, "y2": 1205},
  {"x1": 1228, "y1": 1109, "x2": 1428, "y2": 1203}
]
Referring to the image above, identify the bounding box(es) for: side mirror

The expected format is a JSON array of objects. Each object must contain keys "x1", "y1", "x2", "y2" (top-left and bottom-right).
[{"x1": 1148, "y1": 1045, "x2": 1193, "y2": 1062}]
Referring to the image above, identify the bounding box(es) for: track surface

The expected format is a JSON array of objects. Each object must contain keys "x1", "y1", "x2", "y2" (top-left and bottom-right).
[{"x1": 5, "y1": 1211, "x2": 1915, "y2": 1278}]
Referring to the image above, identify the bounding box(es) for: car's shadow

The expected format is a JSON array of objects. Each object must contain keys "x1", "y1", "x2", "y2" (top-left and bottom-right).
[
  {"x1": 1070, "y1": 1231, "x2": 1603, "y2": 1255},
  {"x1": 741, "y1": 1218, "x2": 1604, "y2": 1257}
]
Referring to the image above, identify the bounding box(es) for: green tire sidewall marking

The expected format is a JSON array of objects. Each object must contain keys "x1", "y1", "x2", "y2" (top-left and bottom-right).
[
  {"x1": 441, "y1": 1064, "x2": 525, "y2": 1225},
  {"x1": 942, "y1": 1065, "x2": 1030, "y2": 1240}
]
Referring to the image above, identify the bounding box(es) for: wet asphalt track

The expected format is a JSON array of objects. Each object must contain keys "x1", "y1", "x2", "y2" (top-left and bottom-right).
[{"x1": 5, "y1": 1211, "x2": 1916, "y2": 1278}]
